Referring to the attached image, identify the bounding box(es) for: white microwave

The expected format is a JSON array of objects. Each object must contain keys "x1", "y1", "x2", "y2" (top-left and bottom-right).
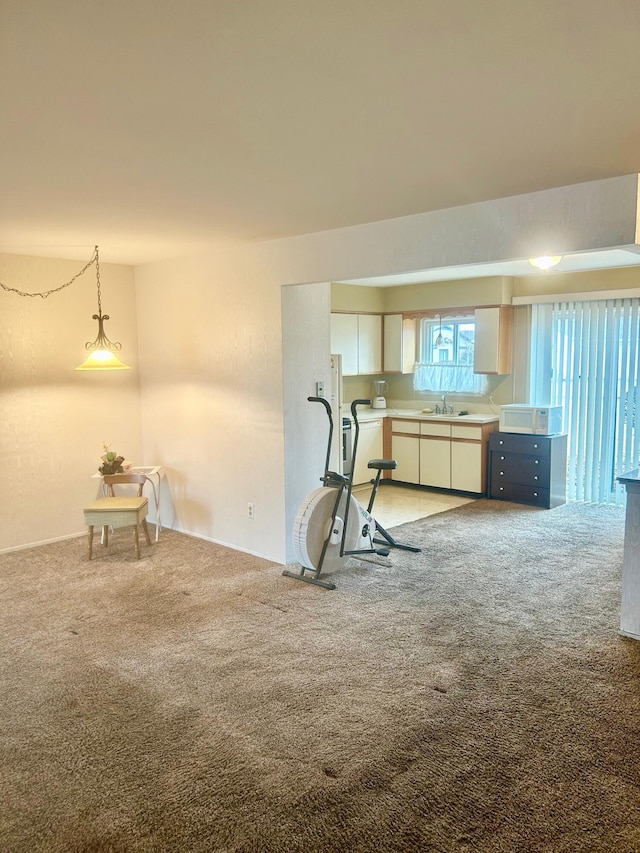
[{"x1": 499, "y1": 404, "x2": 563, "y2": 435}]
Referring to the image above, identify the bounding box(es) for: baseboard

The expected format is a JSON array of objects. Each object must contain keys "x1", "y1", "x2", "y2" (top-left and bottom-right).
[
  {"x1": 0, "y1": 531, "x2": 86, "y2": 555},
  {"x1": 169, "y1": 525, "x2": 281, "y2": 564},
  {"x1": 1, "y1": 526, "x2": 283, "y2": 565}
]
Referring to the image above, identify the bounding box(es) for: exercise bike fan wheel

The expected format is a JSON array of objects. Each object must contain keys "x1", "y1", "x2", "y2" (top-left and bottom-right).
[{"x1": 292, "y1": 487, "x2": 363, "y2": 580}]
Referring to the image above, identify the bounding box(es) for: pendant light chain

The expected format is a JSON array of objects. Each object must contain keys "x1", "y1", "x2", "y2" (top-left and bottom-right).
[
  {"x1": 94, "y1": 246, "x2": 103, "y2": 315},
  {"x1": 1, "y1": 243, "x2": 130, "y2": 370},
  {"x1": 0, "y1": 246, "x2": 98, "y2": 298}
]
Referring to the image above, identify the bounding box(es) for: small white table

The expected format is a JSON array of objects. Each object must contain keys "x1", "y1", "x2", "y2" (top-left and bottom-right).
[{"x1": 92, "y1": 465, "x2": 163, "y2": 542}]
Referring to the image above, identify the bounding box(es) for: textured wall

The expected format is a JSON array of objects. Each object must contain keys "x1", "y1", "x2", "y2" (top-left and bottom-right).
[
  {"x1": 135, "y1": 176, "x2": 640, "y2": 564},
  {"x1": 3, "y1": 175, "x2": 639, "y2": 560},
  {"x1": 0, "y1": 253, "x2": 140, "y2": 551}
]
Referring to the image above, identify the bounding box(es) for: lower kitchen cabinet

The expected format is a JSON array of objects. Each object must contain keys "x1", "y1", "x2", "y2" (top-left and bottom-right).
[
  {"x1": 451, "y1": 439, "x2": 483, "y2": 492},
  {"x1": 419, "y1": 424, "x2": 451, "y2": 489},
  {"x1": 488, "y1": 432, "x2": 568, "y2": 508},
  {"x1": 391, "y1": 432, "x2": 420, "y2": 484},
  {"x1": 389, "y1": 418, "x2": 496, "y2": 494}
]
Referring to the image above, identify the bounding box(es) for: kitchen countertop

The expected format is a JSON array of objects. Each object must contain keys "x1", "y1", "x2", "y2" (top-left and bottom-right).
[{"x1": 345, "y1": 407, "x2": 499, "y2": 425}]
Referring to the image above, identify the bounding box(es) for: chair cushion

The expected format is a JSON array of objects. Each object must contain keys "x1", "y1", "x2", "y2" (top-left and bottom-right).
[{"x1": 84, "y1": 497, "x2": 148, "y2": 512}]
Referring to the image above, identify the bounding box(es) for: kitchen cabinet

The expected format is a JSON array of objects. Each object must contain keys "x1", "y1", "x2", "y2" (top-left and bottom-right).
[
  {"x1": 330, "y1": 312, "x2": 382, "y2": 376},
  {"x1": 330, "y1": 313, "x2": 358, "y2": 375},
  {"x1": 383, "y1": 314, "x2": 416, "y2": 373},
  {"x1": 451, "y1": 433, "x2": 484, "y2": 492},
  {"x1": 390, "y1": 420, "x2": 420, "y2": 484},
  {"x1": 357, "y1": 314, "x2": 383, "y2": 374},
  {"x1": 474, "y1": 306, "x2": 514, "y2": 375},
  {"x1": 352, "y1": 418, "x2": 384, "y2": 486},
  {"x1": 419, "y1": 422, "x2": 451, "y2": 489},
  {"x1": 389, "y1": 417, "x2": 497, "y2": 494},
  {"x1": 488, "y1": 432, "x2": 567, "y2": 508}
]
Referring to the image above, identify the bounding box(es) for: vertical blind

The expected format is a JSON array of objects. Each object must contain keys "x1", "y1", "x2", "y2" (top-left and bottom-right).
[{"x1": 531, "y1": 298, "x2": 640, "y2": 505}]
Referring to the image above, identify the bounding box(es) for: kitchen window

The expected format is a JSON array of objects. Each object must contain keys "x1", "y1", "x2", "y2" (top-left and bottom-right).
[{"x1": 414, "y1": 316, "x2": 486, "y2": 394}]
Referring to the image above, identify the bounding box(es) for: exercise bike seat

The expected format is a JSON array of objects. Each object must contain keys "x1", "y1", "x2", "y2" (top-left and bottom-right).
[{"x1": 367, "y1": 459, "x2": 398, "y2": 471}]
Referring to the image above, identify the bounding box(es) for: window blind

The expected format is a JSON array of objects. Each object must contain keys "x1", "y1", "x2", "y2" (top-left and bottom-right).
[{"x1": 531, "y1": 298, "x2": 640, "y2": 506}]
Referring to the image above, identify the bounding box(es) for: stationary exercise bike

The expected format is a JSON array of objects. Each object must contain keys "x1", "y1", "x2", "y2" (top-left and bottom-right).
[{"x1": 283, "y1": 397, "x2": 421, "y2": 590}]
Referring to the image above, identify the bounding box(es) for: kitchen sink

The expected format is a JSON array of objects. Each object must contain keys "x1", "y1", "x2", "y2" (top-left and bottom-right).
[{"x1": 422, "y1": 412, "x2": 475, "y2": 419}]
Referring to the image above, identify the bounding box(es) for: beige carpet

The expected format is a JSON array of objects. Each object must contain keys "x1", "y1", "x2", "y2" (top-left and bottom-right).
[{"x1": 1, "y1": 500, "x2": 640, "y2": 852}]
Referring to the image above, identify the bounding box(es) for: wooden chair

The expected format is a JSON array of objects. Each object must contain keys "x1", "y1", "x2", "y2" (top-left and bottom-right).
[{"x1": 83, "y1": 474, "x2": 152, "y2": 560}]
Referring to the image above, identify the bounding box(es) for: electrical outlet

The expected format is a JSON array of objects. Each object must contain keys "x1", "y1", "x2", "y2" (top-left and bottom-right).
[
  {"x1": 247, "y1": 502, "x2": 255, "y2": 519},
  {"x1": 316, "y1": 380, "x2": 325, "y2": 398}
]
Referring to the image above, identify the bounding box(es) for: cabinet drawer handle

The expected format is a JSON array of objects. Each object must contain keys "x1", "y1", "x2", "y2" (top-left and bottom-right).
[
  {"x1": 534, "y1": 459, "x2": 539, "y2": 464},
  {"x1": 534, "y1": 475, "x2": 538, "y2": 480},
  {"x1": 500, "y1": 455, "x2": 505, "y2": 460},
  {"x1": 533, "y1": 492, "x2": 538, "y2": 497},
  {"x1": 499, "y1": 486, "x2": 504, "y2": 491},
  {"x1": 533, "y1": 443, "x2": 538, "y2": 448},
  {"x1": 499, "y1": 440, "x2": 504, "y2": 445},
  {"x1": 499, "y1": 471, "x2": 504, "y2": 476}
]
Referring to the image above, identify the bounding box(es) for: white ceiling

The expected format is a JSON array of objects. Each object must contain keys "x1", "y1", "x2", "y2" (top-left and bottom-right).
[{"x1": 2, "y1": 0, "x2": 640, "y2": 268}]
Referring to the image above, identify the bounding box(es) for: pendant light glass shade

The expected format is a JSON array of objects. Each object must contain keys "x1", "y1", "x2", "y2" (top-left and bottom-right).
[
  {"x1": 76, "y1": 347, "x2": 130, "y2": 370},
  {"x1": 435, "y1": 315, "x2": 444, "y2": 346}
]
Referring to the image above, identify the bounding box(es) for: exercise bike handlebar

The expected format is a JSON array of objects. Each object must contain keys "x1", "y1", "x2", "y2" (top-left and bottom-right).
[
  {"x1": 308, "y1": 396, "x2": 334, "y2": 479},
  {"x1": 307, "y1": 395, "x2": 332, "y2": 416},
  {"x1": 350, "y1": 399, "x2": 371, "y2": 422}
]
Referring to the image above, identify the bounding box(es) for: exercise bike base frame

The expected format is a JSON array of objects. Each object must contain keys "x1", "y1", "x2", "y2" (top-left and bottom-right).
[
  {"x1": 365, "y1": 465, "x2": 422, "y2": 554},
  {"x1": 282, "y1": 568, "x2": 336, "y2": 591},
  {"x1": 373, "y1": 524, "x2": 421, "y2": 553}
]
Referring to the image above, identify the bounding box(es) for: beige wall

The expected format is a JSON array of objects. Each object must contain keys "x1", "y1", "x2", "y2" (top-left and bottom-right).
[
  {"x1": 512, "y1": 264, "x2": 640, "y2": 298},
  {"x1": 2, "y1": 175, "x2": 639, "y2": 560},
  {"x1": 382, "y1": 276, "x2": 513, "y2": 311},
  {"x1": 0, "y1": 253, "x2": 140, "y2": 551},
  {"x1": 334, "y1": 266, "x2": 640, "y2": 315},
  {"x1": 330, "y1": 282, "x2": 386, "y2": 312}
]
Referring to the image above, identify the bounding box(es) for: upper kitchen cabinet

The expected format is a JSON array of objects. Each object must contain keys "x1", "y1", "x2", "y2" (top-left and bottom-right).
[
  {"x1": 474, "y1": 306, "x2": 514, "y2": 375},
  {"x1": 383, "y1": 315, "x2": 416, "y2": 373},
  {"x1": 331, "y1": 313, "x2": 382, "y2": 375},
  {"x1": 330, "y1": 313, "x2": 359, "y2": 374}
]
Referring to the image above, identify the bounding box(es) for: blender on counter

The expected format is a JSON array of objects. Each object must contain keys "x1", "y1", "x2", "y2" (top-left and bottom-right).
[{"x1": 372, "y1": 380, "x2": 387, "y2": 409}]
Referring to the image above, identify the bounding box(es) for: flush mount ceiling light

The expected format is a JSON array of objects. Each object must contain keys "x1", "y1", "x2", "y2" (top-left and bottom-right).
[
  {"x1": 76, "y1": 246, "x2": 130, "y2": 370},
  {"x1": 529, "y1": 255, "x2": 562, "y2": 271}
]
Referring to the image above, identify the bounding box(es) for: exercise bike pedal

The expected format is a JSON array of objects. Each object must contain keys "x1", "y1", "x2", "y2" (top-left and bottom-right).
[{"x1": 374, "y1": 547, "x2": 390, "y2": 557}]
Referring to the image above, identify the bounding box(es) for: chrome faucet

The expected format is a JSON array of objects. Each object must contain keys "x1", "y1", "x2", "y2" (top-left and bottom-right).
[{"x1": 436, "y1": 394, "x2": 453, "y2": 415}]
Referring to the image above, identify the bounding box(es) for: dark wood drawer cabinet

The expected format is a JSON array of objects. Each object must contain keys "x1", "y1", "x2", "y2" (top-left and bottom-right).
[{"x1": 488, "y1": 432, "x2": 567, "y2": 508}]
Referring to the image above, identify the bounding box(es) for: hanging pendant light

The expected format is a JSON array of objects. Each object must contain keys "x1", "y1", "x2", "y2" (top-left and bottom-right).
[
  {"x1": 76, "y1": 246, "x2": 130, "y2": 370},
  {"x1": 435, "y1": 314, "x2": 444, "y2": 346}
]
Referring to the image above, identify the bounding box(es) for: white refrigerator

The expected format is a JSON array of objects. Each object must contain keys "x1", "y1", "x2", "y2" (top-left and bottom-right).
[{"x1": 330, "y1": 354, "x2": 343, "y2": 473}]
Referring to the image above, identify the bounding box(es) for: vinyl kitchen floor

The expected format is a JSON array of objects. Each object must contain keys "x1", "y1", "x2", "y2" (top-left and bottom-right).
[{"x1": 352, "y1": 482, "x2": 476, "y2": 529}]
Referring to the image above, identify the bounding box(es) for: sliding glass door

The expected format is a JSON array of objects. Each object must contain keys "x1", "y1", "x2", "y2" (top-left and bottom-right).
[{"x1": 531, "y1": 298, "x2": 640, "y2": 505}]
